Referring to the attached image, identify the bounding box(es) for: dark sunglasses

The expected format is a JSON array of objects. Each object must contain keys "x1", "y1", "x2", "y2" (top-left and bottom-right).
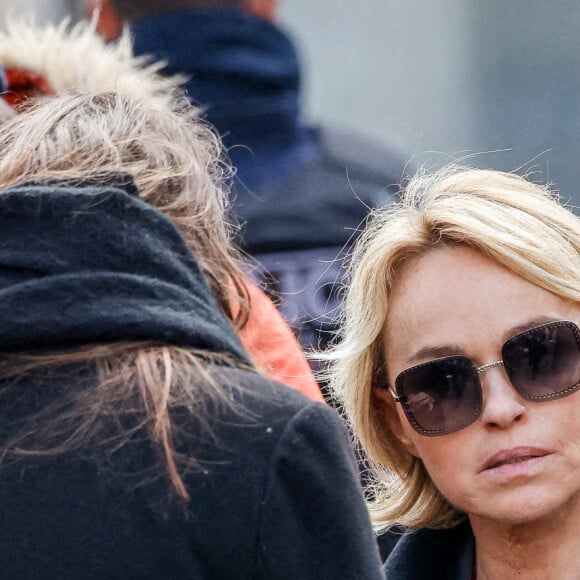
[{"x1": 385, "y1": 320, "x2": 580, "y2": 436}]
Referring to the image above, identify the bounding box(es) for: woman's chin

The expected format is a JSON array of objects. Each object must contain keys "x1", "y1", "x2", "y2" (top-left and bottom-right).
[{"x1": 467, "y1": 487, "x2": 580, "y2": 527}]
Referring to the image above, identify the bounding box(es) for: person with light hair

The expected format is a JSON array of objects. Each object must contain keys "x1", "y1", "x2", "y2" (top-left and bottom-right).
[
  {"x1": 0, "y1": 89, "x2": 384, "y2": 578},
  {"x1": 325, "y1": 166, "x2": 580, "y2": 578},
  {"x1": 0, "y1": 17, "x2": 323, "y2": 402}
]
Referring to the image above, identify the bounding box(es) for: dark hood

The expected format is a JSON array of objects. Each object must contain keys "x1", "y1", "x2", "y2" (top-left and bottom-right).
[
  {"x1": 130, "y1": 9, "x2": 303, "y2": 153},
  {"x1": 0, "y1": 177, "x2": 250, "y2": 364}
]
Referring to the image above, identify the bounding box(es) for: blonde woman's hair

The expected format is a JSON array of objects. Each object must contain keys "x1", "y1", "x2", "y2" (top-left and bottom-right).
[{"x1": 324, "y1": 165, "x2": 580, "y2": 531}]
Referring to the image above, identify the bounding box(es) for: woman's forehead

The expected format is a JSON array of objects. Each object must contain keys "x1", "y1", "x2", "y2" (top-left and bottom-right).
[{"x1": 383, "y1": 245, "x2": 576, "y2": 368}]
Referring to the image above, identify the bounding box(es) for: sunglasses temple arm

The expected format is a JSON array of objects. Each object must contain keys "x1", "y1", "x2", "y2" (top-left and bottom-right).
[{"x1": 388, "y1": 386, "x2": 403, "y2": 402}]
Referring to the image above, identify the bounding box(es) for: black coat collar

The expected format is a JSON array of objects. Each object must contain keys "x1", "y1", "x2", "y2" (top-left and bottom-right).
[{"x1": 385, "y1": 520, "x2": 474, "y2": 580}]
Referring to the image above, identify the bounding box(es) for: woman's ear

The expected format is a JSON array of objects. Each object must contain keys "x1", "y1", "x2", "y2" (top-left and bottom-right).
[{"x1": 373, "y1": 386, "x2": 420, "y2": 458}]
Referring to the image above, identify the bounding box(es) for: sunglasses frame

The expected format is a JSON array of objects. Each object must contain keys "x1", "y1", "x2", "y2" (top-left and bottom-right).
[{"x1": 387, "y1": 320, "x2": 580, "y2": 436}]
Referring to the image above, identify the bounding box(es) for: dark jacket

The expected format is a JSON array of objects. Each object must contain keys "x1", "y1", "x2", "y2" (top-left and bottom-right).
[
  {"x1": 129, "y1": 10, "x2": 404, "y2": 253},
  {"x1": 0, "y1": 180, "x2": 385, "y2": 579},
  {"x1": 0, "y1": 368, "x2": 385, "y2": 579},
  {"x1": 129, "y1": 10, "x2": 405, "y2": 350},
  {"x1": 384, "y1": 521, "x2": 475, "y2": 580}
]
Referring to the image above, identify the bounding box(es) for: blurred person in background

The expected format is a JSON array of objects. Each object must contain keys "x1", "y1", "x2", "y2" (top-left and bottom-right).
[
  {"x1": 0, "y1": 87, "x2": 384, "y2": 578},
  {"x1": 326, "y1": 166, "x2": 580, "y2": 578},
  {"x1": 0, "y1": 18, "x2": 323, "y2": 402},
  {"x1": 86, "y1": 0, "x2": 406, "y2": 380}
]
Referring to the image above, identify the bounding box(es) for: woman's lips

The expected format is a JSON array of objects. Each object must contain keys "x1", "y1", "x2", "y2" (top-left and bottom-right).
[{"x1": 481, "y1": 447, "x2": 552, "y2": 474}]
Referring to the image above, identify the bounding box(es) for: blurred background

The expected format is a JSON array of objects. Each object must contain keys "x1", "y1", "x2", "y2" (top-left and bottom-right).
[{"x1": 1, "y1": 0, "x2": 579, "y2": 209}]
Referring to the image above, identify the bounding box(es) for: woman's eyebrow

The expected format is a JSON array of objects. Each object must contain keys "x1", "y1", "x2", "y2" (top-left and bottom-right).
[
  {"x1": 406, "y1": 344, "x2": 465, "y2": 365},
  {"x1": 407, "y1": 316, "x2": 560, "y2": 364},
  {"x1": 502, "y1": 316, "x2": 557, "y2": 341}
]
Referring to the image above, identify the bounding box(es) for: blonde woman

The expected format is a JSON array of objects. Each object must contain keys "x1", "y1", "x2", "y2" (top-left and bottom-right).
[
  {"x1": 327, "y1": 167, "x2": 580, "y2": 579},
  {"x1": 0, "y1": 91, "x2": 383, "y2": 578}
]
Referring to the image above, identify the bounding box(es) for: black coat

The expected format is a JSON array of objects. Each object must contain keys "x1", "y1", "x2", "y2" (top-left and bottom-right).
[
  {"x1": 0, "y1": 179, "x2": 384, "y2": 579},
  {"x1": 384, "y1": 521, "x2": 474, "y2": 579},
  {"x1": 130, "y1": 9, "x2": 405, "y2": 255},
  {"x1": 0, "y1": 368, "x2": 385, "y2": 579}
]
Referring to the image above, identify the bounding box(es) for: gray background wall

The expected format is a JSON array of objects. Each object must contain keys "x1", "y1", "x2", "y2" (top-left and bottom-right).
[
  {"x1": 0, "y1": 0, "x2": 73, "y2": 22},
  {"x1": 280, "y1": 0, "x2": 580, "y2": 209},
  {"x1": 280, "y1": 0, "x2": 474, "y2": 161},
  {"x1": 1, "y1": 0, "x2": 579, "y2": 208}
]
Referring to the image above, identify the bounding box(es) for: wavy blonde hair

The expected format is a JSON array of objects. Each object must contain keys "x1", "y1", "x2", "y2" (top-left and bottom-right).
[{"x1": 325, "y1": 166, "x2": 580, "y2": 531}]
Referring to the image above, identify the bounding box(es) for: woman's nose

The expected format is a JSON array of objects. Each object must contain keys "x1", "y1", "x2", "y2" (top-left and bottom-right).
[{"x1": 479, "y1": 366, "x2": 527, "y2": 429}]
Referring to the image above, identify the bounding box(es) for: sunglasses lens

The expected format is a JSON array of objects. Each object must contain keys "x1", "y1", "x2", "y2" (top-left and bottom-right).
[
  {"x1": 503, "y1": 321, "x2": 580, "y2": 401},
  {"x1": 396, "y1": 357, "x2": 482, "y2": 435}
]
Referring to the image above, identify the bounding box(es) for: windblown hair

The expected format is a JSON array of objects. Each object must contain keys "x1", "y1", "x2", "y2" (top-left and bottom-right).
[
  {"x1": 0, "y1": 90, "x2": 246, "y2": 323},
  {"x1": 0, "y1": 91, "x2": 252, "y2": 501},
  {"x1": 324, "y1": 166, "x2": 580, "y2": 531},
  {"x1": 0, "y1": 343, "x2": 247, "y2": 502}
]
